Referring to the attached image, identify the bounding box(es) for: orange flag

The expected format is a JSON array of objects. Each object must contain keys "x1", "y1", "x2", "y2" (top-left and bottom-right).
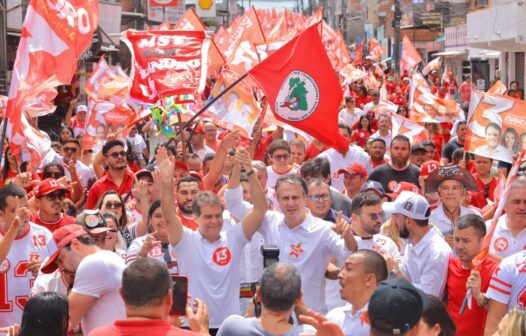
[
  {"x1": 223, "y1": 6, "x2": 266, "y2": 63},
  {"x1": 401, "y1": 35, "x2": 422, "y2": 75}
]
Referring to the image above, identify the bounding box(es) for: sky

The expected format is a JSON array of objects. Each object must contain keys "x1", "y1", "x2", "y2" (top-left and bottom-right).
[{"x1": 238, "y1": 0, "x2": 296, "y2": 11}]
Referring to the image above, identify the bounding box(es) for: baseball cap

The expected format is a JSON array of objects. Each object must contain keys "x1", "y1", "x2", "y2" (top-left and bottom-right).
[
  {"x1": 81, "y1": 210, "x2": 113, "y2": 235},
  {"x1": 76, "y1": 104, "x2": 87, "y2": 113},
  {"x1": 189, "y1": 124, "x2": 205, "y2": 135},
  {"x1": 420, "y1": 160, "x2": 441, "y2": 179},
  {"x1": 135, "y1": 169, "x2": 153, "y2": 180},
  {"x1": 360, "y1": 181, "x2": 385, "y2": 196},
  {"x1": 337, "y1": 163, "x2": 367, "y2": 178},
  {"x1": 34, "y1": 179, "x2": 71, "y2": 198},
  {"x1": 40, "y1": 224, "x2": 88, "y2": 274},
  {"x1": 369, "y1": 278, "x2": 429, "y2": 335},
  {"x1": 175, "y1": 161, "x2": 190, "y2": 172},
  {"x1": 386, "y1": 182, "x2": 422, "y2": 200},
  {"x1": 411, "y1": 143, "x2": 426, "y2": 153},
  {"x1": 382, "y1": 190, "x2": 430, "y2": 221}
]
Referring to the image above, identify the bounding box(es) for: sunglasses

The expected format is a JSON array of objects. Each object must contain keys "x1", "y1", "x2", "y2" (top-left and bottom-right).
[
  {"x1": 107, "y1": 151, "x2": 126, "y2": 159},
  {"x1": 272, "y1": 154, "x2": 290, "y2": 161},
  {"x1": 45, "y1": 171, "x2": 63, "y2": 179},
  {"x1": 45, "y1": 192, "x2": 66, "y2": 201},
  {"x1": 62, "y1": 147, "x2": 78, "y2": 153},
  {"x1": 104, "y1": 202, "x2": 123, "y2": 209}
]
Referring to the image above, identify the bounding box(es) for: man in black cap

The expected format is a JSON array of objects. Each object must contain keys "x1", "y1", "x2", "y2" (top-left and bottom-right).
[
  {"x1": 410, "y1": 144, "x2": 427, "y2": 167},
  {"x1": 368, "y1": 278, "x2": 428, "y2": 336}
]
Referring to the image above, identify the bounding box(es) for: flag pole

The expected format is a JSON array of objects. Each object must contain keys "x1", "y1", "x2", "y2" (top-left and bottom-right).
[
  {"x1": 0, "y1": 116, "x2": 8, "y2": 167},
  {"x1": 162, "y1": 72, "x2": 249, "y2": 148}
]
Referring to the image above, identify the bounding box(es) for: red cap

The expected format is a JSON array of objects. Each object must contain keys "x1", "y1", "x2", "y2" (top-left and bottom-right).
[
  {"x1": 337, "y1": 163, "x2": 368, "y2": 178},
  {"x1": 420, "y1": 160, "x2": 441, "y2": 179},
  {"x1": 194, "y1": 124, "x2": 205, "y2": 134},
  {"x1": 34, "y1": 178, "x2": 71, "y2": 198},
  {"x1": 40, "y1": 224, "x2": 88, "y2": 274},
  {"x1": 387, "y1": 182, "x2": 423, "y2": 200},
  {"x1": 174, "y1": 161, "x2": 189, "y2": 172}
]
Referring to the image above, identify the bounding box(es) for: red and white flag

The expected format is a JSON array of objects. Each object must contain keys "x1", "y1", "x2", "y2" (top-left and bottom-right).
[
  {"x1": 422, "y1": 57, "x2": 441, "y2": 76},
  {"x1": 368, "y1": 38, "x2": 385, "y2": 61},
  {"x1": 6, "y1": 0, "x2": 98, "y2": 166},
  {"x1": 222, "y1": 6, "x2": 266, "y2": 63},
  {"x1": 248, "y1": 24, "x2": 350, "y2": 152},
  {"x1": 121, "y1": 30, "x2": 210, "y2": 104},
  {"x1": 84, "y1": 57, "x2": 130, "y2": 104},
  {"x1": 401, "y1": 35, "x2": 422, "y2": 75},
  {"x1": 391, "y1": 113, "x2": 428, "y2": 144},
  {"x1": 488, "y1": 80, "x2": 507, "y2": 95},
  {"x1": 410, "y1": 85, "x2": 459, "y2": 123}
]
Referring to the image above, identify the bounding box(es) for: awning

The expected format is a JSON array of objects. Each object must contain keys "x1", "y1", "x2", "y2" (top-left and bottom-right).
[{"x1": 432, "y1": 50, "x2": 467, "y2": 57}]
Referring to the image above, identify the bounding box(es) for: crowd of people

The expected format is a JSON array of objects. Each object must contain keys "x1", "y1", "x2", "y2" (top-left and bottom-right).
[{"x1": 1, "y1": 57, "x2": 526, "y2": 336}]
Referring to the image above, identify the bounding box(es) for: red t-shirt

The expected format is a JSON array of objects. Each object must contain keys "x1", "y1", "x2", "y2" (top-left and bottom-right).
[
  {"x1": 371, "y1": 158, "x2": 388, "y2": 168},
  {"x1": 355, "y1": 95, "x2": 372, "y2": 109},
  {"x1": 304, "y1": 142, "x2": 329, "y2": 161},
  {"x1": 85, "y1": 170, "x2": 135, "y2": 209},
  {"x1": 253, "y1": 134, "x2": 274, "y2": 162},
  {"x1": 447, "y1": 257, "x2": 498, "y2": 336},
  {"x1": 351, "y1": 129, "x2": 371, "y2": 148},
  {"x1": 445, "y1": 78, "x2": 459, "y2": 95},
  {"x1": 470, "y1": 174, "x2": 497, "y2": 209},
  {"x1": 29, "y1": 213, "x2": 75, "y2": 233},
  {"x1": 89, "y1": 319, "x2": 198, "y2": 336},
  {"x1": 390, "y1": 94, "x2": 405, "y2": 107},
  {"x1": 176, "y1": 207, "x2": 198, "y2": 231},
  {"x1": 459, "y1": 82, "x2": 474, "y2": 103}
]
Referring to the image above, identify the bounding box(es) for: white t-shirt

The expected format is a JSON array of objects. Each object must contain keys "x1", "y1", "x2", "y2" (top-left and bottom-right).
[
  {"x1": 266, "y1": 166, "x2": 298, "y2": 189},
  {"x1": 42, "y1": 150, "x2": 92, "y2": 189},
  {"x1": 429, "y1": 204, "x2": 479, "y2": 236},
  {"x1": 338, "y1": 108, "x2": 365, "y2": 127},
  {"x1": 401, "y1": 226, "x2": 453, "y2": 297},
  {"x1": 171, "y1": 223, "x2": 249, "y2": 328},
  {"x1": 71, "y1": 250, "x2": 126, "y2": 335},
  {"x1": 318, "y1": 146, "x2": 373, "y2": 192},
  {"x1": 487, "y1": 214, "x2": 526, "y2": 259},
  {"x1": 486, "y1": 250, "x2": 526, "y2": 311},
  {"x1": 126, "y1": 235, "x2": 179, "y2": 276},
  {"x1": 0, "y1": 223, "x2": 56, "y2": 330},
  {"x1": 127, "y1": 134, "x2": 147, "y2": 161},
  {"x1": 326, "y1": 303, "x2": 370, "y2": 336},
  {"x1": 224, "y1": 186, "x2": 351, "y2": 314}
]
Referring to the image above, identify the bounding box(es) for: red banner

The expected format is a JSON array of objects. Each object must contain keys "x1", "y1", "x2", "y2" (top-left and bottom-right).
[{"x1": 122, "y1": 30, "x2": 209, "y2": 103}]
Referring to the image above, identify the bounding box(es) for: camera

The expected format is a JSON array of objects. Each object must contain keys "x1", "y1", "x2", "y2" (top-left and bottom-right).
[{"x1": 261, "y1": 245, "x2": 280, "y2": 269}]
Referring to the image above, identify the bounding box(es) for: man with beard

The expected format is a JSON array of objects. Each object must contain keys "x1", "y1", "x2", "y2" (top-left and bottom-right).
[
  {"x1": 86, "y1": 140, "x2": 135, "y2": 209},
  {"x1": 368, "y1": 135, "x2": 421, "y2": 193},
  {"x1": 30, "y1": 179, "x2": 75, "y2": 232},
  {"x1": 383, "y1": 191, "x2": 452, "y2": 297},
  {"x1": 446, "y1": 214, "x2": 498, "y2": 336},
  {"x1": 175, "y1": 176, "x2": 201, "y2": 231},
  {"x1": 367, "y1": 138, "x2": 388, "y2": 168}
]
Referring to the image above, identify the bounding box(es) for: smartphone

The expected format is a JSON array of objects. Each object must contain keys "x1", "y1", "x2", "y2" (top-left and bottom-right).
[{"x1": 170, "y1": 275, "x2": 188, "y2": 316}]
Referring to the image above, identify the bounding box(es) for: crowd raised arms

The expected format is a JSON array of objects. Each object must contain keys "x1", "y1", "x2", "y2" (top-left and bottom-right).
[{"x1": 3, "y1": 4, "x2": 526, "y2": 336}]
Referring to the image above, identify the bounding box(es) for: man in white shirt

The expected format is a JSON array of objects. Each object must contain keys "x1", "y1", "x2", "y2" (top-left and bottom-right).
[
  {"x1": 484, "y1": 250, "x2": 526, "y2": 335},
  {"x1": 188, "y1": 124, "x2": 215, "y2": 161},
  {"x1": 370, "y1": 114, "x2": 392, "y2": 155},
  {"x1": 0, "y1": 184, "x2": 57, "y2": 331},
  {"x1": 325, "y1": 250, "x2": 388, "y2": 336},
  {"x1": 363, "y1": 89, "x2": 381, "y2": 115},
  {"x1": 338, "y1": 96, "x2": 364, "y2": 127},
  {"x1": 266, "y1": 139, "x2": 297, "y2": 189},
  {"x1": 383, "y1": 191, "x2": 453, "y2": 297},
  {"x1": 318, "y1": 145, "x2": 373, "y2": 192},
  {"x1": 225, "y1": 174, "x2": 357, "y2": 314},
  {"x1": 159, "y1": 147, "x2": 268, "y2": 332},
  {"x1": 40, "y1": 224, "x2": 125, "y2": 335},
  {"x1": 43, "y1": 139, "x2": 92, "y2": 189},
  {"x1": 488, "y1": 177, "x2": 526, "y2": 258},
  {"x1": 126, "y1": 125, "x2": 148, "y2": 167}
]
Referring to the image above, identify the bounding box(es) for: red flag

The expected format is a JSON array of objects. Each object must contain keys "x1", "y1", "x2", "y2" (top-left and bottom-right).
[
  {"x1": 248, "y1": 24, "x2": 350, "y2": 152},
  {"x1": 401, "y1": 35, "x2": 422, "y2": 75},
  {"x1": 223, "y1": 6, "x2": 266, "y2": 62},
  {"x1": 84, "y1": 57, "x2": 130, "y2": 104},
  {"x1": 121, "y1": 30, "x2": 209, "y2": 103},
  {"x1": 368, "y1": 38, "x2": 385, "y2": 61},
  {"x1": 6, "y1": 0, "x2": 98, "y2": 166},
  {"x1": 353, "y1": 39, "x2": 364, "y2": 66}
]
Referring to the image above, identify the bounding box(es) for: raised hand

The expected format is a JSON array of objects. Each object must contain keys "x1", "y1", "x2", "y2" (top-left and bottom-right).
[
  {"x1": 139, "y1": 233, "x2": 157, "y2": 257},
  {"x1": 187, "y1": 298, "x2": 209, "y2": 336},
  {"x1": 331, "y1": 211, "x2": 349, "y2": 236},
  {"x1": 132, "y1": 176, "x2": 150, "y2": 200},
  {"x1": 235, "y1": 148, "x2": 252, "y2": 172},
  {"x1": 156, "y1": 147, "x2": 174, "y2": 184},
  {"x1": 219, "y1": 129, "x2": 241, "y2": 150}
]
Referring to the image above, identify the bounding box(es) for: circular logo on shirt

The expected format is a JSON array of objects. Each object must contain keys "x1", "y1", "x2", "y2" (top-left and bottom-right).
[
  {"x1": 0, "y1": 259, "x2": 10, "y2": 273},
  {"x1": 493, "y1": 237, "x2": 509, "y2": 252},
  {"x1": 275, "y1": 71, "x2": 320, "y2": 122},
  {"x1": 388, "y1": 181, "x2": 399, "y2": 193},
  {"x1": 212, "y1": 247, "x2": 232, "y2": 266}
]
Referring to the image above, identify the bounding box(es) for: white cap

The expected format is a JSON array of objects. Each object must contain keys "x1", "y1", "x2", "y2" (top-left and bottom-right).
[
  {"x1": 76, "y1": 104, "x2": 88, "y2": 113},
  {"x1": 382, "y1": 191, "x2": 430, "y2": 221}
]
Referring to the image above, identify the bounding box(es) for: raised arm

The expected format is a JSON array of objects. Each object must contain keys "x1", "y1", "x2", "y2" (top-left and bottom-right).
[
  {"x1": 236, "y1": 149, "x2": 268, "y2": 240},
  {"x1": 157, "y1": 147, "x2": 184, "y2": 245},
  {"x1": 202, "y1": 130, "x2": 240, "y2": 191}
]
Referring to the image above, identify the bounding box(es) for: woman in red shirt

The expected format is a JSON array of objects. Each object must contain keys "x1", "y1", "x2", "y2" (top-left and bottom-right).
[
  {"x1": 351, "y1": 116, "x2": 372, "y2": 148},
  {"x1": 354, "y1": 85, "x2": 372, "y2": 109},
  {"x1": 424, "y1": 123, "x2": 444, "y2": 158}
]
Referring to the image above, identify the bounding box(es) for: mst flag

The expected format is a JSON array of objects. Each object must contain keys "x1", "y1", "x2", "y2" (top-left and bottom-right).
[
  {"x1": 122, "y1": 30, "x2": 210, "y2": 103},
  {"x1": 248, "y1": 24, "x2": 350, "y2": 152}
]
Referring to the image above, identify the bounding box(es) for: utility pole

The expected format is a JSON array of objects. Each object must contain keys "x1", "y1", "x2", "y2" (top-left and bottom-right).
[
  {"x1": 393, "y1": 0, "x2": 402, "y2": 76},
  {"x1": 0, "y1": 0, "x2": 7, "y2": 95}
]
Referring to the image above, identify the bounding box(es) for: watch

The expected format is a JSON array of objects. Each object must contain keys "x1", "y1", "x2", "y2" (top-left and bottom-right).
[{"x1": 389, "y1": 269, "x2": 400, "y2": 278}]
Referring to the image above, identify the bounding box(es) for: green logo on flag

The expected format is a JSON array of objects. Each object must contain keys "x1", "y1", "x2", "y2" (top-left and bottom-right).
[{"x1": 276, "y1": 71, "x2": 319, "y2": 122}]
